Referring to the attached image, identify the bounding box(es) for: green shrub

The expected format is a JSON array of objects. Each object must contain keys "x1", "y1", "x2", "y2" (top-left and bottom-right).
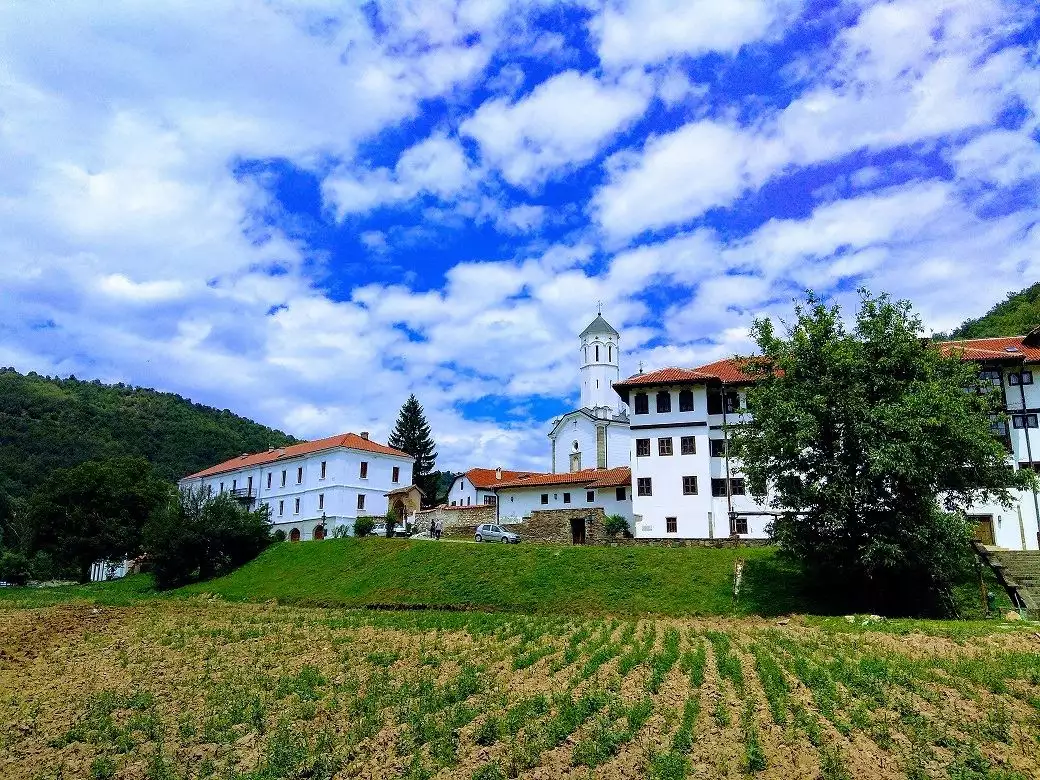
[
  {"x1": 604, "y1": 514, "x2": 629, "y2": 538},
  {"x1": 272, "y1": 529, "x2": 287, "y2": 543},
  {"x1": 353, "y1": 516, "x2": 375, "y2": 537},
  {"x1": 144, "y1": 488, "x2": 272, "y2": 589},
  {"x1": 0, "y1": 547, "x2": 30, "y2": 585}
]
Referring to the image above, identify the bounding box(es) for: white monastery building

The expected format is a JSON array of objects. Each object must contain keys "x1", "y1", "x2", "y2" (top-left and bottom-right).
[
  {"x1": 179, "y1": 432, "x2": 414, "y2": 541},
  {"x1": 447, "y1": 468, "x2": 534, "y2": 507},
  {"x1": 613, "y1": 333, "x2": 1040, "y2": 551},
  {"x1": 548, "y1": 314, "x2": 631, "y2": 474},
  {"x1": 495, "y1": 467, "x2": 632, "y2": 525}
]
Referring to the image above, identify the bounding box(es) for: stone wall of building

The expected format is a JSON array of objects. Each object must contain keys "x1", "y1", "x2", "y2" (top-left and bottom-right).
[
  {"x1": 414, "y1": 504, "x2": 495, "y2": 533},
  {"x1": 507, "y1": 508, "x2": 611, "y2": 545}
]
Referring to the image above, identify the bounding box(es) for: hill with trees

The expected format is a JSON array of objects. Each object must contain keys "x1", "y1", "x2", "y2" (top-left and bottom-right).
[
  {"x1": 0, "y1": 368, "x2": 297, "y2": 501},
  {"x1": 948, "y1": 281, "x2": 1040, "y2": 339}
]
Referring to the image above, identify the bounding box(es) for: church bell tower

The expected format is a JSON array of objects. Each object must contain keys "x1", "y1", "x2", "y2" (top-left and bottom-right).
[{"x1": 579, "y1": 312, "x2": 621, "y2": 412}]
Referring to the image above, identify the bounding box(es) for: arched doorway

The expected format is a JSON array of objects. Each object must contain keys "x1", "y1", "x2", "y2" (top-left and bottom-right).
[
  {"x1": 313, "y1": 525, "x2": 326, "y2": 541},
  {"x1": 289, "y1": 528, "x2": 301, "y2": 542},
  {"x1": 392, "y1": 500, "x2": 406, "y2": 524}
]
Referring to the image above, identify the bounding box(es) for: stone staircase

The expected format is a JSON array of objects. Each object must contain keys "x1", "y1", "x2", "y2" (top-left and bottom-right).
[{"x1": 976, "y1": 543, "x2": 1040, "y2": 617}]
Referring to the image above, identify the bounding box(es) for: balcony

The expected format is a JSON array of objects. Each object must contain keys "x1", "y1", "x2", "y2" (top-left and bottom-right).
[{"x1": 229, "y1": 488, "x2": 256, "y2": 504}]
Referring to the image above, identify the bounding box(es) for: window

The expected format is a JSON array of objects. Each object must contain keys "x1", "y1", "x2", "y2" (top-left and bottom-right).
[
  {"x1": 247, "y1": 476, "x2": 253, "y2": 493},
  {"x1": 731, "y1": 515, "x2": 749, "y2": 535},
  {"x1": 711, "y1": 478, "x2": 727, "y2": 497},
  {"x1": 707, "y1": 389, "x2": 740, "y2": 415},
  {"x1": 232, "y1": 479, "x2": 237, "y2": 491},
  {"x1": 320, "y1": 461, "x2": 327, "y2": 479},
  {"x1": 484, "y1": 495, "x2": 497, "y2": 505},
  {"x1": 709, "y1": 439, "x2": 727, "y2": 457},
  {"x1": 357, "y1": 494, "x2": 366, "y2": 510},
  {"x1": 451, "y1": 501, "x2": 456, "y2": 507},
  {"x1": 658, "y1": 437, "x2": 673, "y2": 456},
  {"x1": 636, "y1": 438, "x2": 651, "y2": 457},
  {"x1": 563, "y1": 493, "x2": 571, "y2": 504},
  {"x1": 318, "y1": 493, "x2": 324, "y2": 510},
  {"x1": 1019, "y1": 462, "x2": 1040, "y2": 473},
  {"x1": 979, "y1": 369, "x2": 1003, "y2": 386},
  {"x1": 1010, "y1": 371, "x2": 1034, "y2": 386},
  {"x1": 730, "y1": 478, "x2": 746, "y2": 495},
  {"x1": 267, "y1": 472, "x2": 272, "y2": 489},
  {"x1": 666, "y1": 517, "x2": 677, "y2": 533},
  {"x1": 637, "y1": 477, "x2": 653, "y2": 496},
  {"x1": 293, "y1": 497, "x2": 300, "y2": 514},
  {"x1": 278, "y1": 500, "x2": 284, "y2": 516},
  {"x1": 595, "y1": 345, "x2": 600, "y2": 361},
  {"x1": 615, "y1": 487, "x2": 627, "y2": 501},
  {"x1": 656, "y1": 391, "x2": 671, "y2": 413},
  {"x1": 680, "y1": 436, "x2": 696, "y2": 455},
  {"x1": 540, "y1": 493, "x2": 549, "y2": 505},
  {"x1": 360, "y1": 461, "x2": 368, "y2": 479},
  {"x1": 682, "y1": 476, "x2": 698, "y2": 495},
  {"x1": 219, "y1": 481, "x2": 224, "y2": 493},
  {"x1": 634, "y1": 393, "x2": 649, "y2": 415},
  {"x1": 608, "y1": 345, "x2": 613, "y2": 362},
  {"x1": 679, "y1": 389, "x2": 694, "y2": 412},
  {"x1": 392, "y1": 466, "x2": 400, "y2": 483},
  {"x1": 587, "y1": 490, "x2": 595, "y2": 502},
  {"x1": 1013, "y1": 414, "x2": 1039, "y2": 429},
  {"x1": 467, "y1": 497, "x2": 471, "y2": 506},
  {"x1": 296, "y1": 467, "x2": 303, "y2": 484},
  {"x1": 280, "y1": 470, "x2": 286, "y2": 487}
]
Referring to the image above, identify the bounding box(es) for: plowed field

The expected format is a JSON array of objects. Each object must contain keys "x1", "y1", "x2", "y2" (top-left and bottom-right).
[{"x1": 2, "y1": 601, "x2": 1038, "y2": 779}]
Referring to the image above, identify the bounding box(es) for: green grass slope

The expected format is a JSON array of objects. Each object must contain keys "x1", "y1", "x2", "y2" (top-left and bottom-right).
[
  {"x1": 0, "y1": 368, "x2": 297, "y2": 497},
  {"x1": 176, "y1": 539, "x2": 807, "y2": 616},
  {"x1": 0, "y1": 539, "x2": 1009, "y2": 619}
]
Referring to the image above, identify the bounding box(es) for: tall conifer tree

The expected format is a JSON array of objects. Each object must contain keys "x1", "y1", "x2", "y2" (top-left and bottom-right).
[{"x1": 387, "y1": 394, "x2": 438, "y2": 506}]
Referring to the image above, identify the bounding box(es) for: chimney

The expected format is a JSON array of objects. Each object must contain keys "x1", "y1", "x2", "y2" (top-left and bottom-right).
[
  {"x1": 496, "y1": 467, "x2": 502, "y2": 480},
  {"x1": 360, "y1": 431, "x2": 369, "y2": 440}
]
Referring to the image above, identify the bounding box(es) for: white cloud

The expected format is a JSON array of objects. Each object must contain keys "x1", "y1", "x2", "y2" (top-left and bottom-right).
[
  {"x1": 593, "y1": 0, "x2": 1040, "y2": 239},
  {"x1": 952, "y1": 130, "x2": 1040, "y2": 186},
  {"x1": 323, "y1": 133, "x2": 476, "y2": 218},
  {"x1": 461, "y1": 70, "x2": 652, "y2": 188},
  {"x1": 594, "y1": 122, "x2": 782, "y2": 240},
  {"x1": 592, "y1": 0, "x2": 797, "y2": 67}
]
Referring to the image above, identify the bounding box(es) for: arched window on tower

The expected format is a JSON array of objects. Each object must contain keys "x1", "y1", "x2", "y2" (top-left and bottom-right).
[
  {"x1": 595, "y1": 345, "x2": 600, "y2": 361},
  {"x1": 608, "y1": 345, "x2": 613, "y2": 362}
]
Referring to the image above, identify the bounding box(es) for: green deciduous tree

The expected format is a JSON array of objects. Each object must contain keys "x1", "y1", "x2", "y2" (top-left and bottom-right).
[
  {"x1": 144, "y1": 487, "x2": 272, "y2": 589},
  {"x1": 387, "y1": 394, "x2": 438, "y2": 506},
  {"x1": 732, "y1": 290, "x2": 1034, "y2": 614},
  {"x1": 24, "y1": 457, "x2": 170, "y2": 581}
]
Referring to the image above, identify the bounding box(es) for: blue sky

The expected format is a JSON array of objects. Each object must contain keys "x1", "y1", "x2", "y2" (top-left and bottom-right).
[{"x1": 1, "y1": 0, "x2": 1039, "y2": 472}]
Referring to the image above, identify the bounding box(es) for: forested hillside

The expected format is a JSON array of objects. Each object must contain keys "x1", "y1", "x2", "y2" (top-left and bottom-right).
[
  {"x1": 949, "y1": 281, "x2": 1040, "y2": 338},
  {"x1": 0, "y1": 368, "x2": 297, "y2": 499}
]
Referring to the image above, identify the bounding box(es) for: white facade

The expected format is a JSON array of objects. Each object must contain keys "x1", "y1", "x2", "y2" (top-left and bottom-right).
[
  {"x1": 550, "y1": 409, "x2": 631, "y2": 473},
  {"x1": 179, "y1": 436, "x2": 414, "y2": 541},
  {"x1": 447, "y1": 473, "x2": 498, "y2": 507},
  {"x1": 496, "y1": 481, "x2": 633, "y2": 525},
  {"x1": 624, "y1": 381, "x2": 773, "y2": 539},
  {"x1": 620, "y1": 356, "x2": 1040, "y2": 550}
]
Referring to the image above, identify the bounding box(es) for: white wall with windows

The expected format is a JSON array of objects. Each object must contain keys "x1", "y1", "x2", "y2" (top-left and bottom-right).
[
  {"x1": 179, "y1": 446, "x2": 413, "y2": 540},
  {"x1": 496, "y1": 483, "x2": 632, "y2": 525},
  {"x1": 549, "y1": 411, "x2": 630, "y2": 473},
  {"x1": 628, "y1": 382, "x2": 773, "y2": 539},
  {"x1": 447, "y1": 475, "x2": 497, "y2": 507}
]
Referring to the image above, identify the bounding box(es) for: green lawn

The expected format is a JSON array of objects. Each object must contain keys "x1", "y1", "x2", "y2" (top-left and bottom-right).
[{"x1": 0, "y1": 538, "x2": 1014, "y2": 619}]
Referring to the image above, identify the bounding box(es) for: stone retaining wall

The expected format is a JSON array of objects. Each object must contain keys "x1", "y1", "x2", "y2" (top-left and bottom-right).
[{"x1": 415, "y1": 504, "x2": 495, "y2": 532}]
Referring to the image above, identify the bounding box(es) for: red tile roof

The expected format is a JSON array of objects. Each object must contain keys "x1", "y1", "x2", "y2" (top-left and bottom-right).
[
  {"x1": 494, "y1": 466, "x2": 631, "y2": 490},
  {"x1": 460, "y1": 468, "x2": 535, "y2": 489},
  {"x1": 938, "y1": 335, "x2": 1040, "y2": 363},
  {"x1": 183, "y1": 433, "x2": 411, "y2": 480},
  {"x1": 614, "y1": 358, "x2": 759, "y2": 391}
]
